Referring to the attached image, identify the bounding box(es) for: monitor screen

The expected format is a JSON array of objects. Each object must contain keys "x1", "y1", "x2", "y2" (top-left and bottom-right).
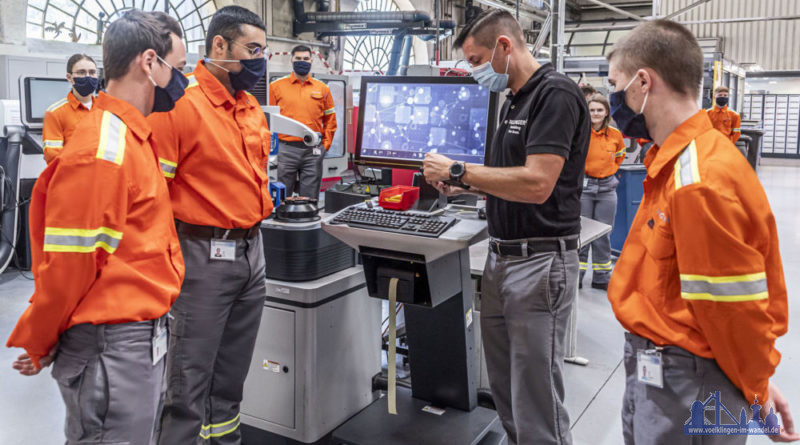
[
  {"x1": 25, "y1": 77, "x2": 71, "y2": 124},
  {"x1": 355, "y1": 76, "x2": 496, "y2": 169}
]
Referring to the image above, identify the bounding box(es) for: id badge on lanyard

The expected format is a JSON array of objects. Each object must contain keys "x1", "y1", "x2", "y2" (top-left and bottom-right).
[
  {"x1": 210, "y1": 231, "x2": 236, "y2": 261},
  {"x1": 637, "y1": 348, "x2": 664, "y2": 388}
]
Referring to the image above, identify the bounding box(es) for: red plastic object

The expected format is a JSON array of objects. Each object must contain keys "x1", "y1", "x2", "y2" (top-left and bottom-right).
[
  {"x1": 391, "y1": 168, "x2": 416, "y2": 186},
  {"x1": 379, "y1": 185, "x2": 420, "y2": 211}
]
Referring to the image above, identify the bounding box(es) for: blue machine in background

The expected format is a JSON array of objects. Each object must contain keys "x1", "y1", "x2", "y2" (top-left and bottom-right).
[{"x1": 611, "y1": 164, "x2": 647, "y2": 254}]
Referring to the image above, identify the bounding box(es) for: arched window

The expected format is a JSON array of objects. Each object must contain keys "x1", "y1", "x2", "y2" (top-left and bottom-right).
[
  {"x1": 342, "y1": 0, "x2": 413, "y2": 73},
  {"x1": 26, "y1": 0, "x2": 217, "y2": 54}
]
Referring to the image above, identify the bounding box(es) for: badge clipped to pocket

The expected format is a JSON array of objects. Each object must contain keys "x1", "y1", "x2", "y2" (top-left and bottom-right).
[
  {"x1": 312, "y1": 147, "x2": 322, "y2": 156},
  {"x1": 152, "y1": 321, "x2": 168, "y2": 365},
  {"x1": 210, "y1": 239, "x2": 236, "y2": 261},
  {"x1": 637, "y1": 349, "x2": 664, "y2": 388},
  {"x1": 583, "y1": 177, "x2": 589, "y2": 189}
]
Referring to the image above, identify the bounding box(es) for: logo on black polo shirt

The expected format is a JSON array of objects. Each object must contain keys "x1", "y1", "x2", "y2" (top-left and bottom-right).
[{"x1": 505, "y1": 119, "x2": 527, "y2": 135}]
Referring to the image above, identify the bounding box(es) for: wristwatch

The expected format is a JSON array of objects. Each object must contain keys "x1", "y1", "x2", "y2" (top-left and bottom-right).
[{"x1": 449, "y1": 161, "x2": 467, "y2": 182}]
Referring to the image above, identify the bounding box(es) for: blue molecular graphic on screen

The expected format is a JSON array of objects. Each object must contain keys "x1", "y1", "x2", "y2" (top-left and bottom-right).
[{"x1": 360, "y1": 83, "x2": 490, "y2": 165}]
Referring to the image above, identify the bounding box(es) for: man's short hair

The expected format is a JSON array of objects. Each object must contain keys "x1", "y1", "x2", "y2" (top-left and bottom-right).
[
  {"x1": 581, "y1": 84, "x2": 597, "y2": 97},
  {"x1": 607, "y1": 19, "x2": 703, "y2": 98},
  {"x1": 291, "y1": 45, "x2": 312, "y2": 56},
  {"x1": 453, "y1": 9, "x2": 525, "y2": 50},
  {"x1": 714, "y1": 85, "x2": 730, "y2": 95},
  {"x1": 150, "y1": 11, "x2": 183, "y2": 39},
  {"x1": 103, "y1": 10, "x2": 173, "y2": 82},
  {"x1": 205, "y1": 5, "x2": 266, "y2": 56},
  {"x1": 66, "y1": 54, "x2": 96, "y2": 74}
]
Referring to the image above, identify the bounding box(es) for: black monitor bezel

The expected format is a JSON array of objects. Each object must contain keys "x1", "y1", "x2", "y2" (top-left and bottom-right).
[
  {"x1": 24, "y1": 77, "x2": 71, "y2": 125},
  {"x1": 354, "y1": 76, "x2": 498, "y2": 170}
]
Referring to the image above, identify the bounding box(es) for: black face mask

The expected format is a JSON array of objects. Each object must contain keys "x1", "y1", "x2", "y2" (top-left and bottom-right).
[
  {"x1": 715, "y1": 96, "x2": 729, "y2": 107},
  {"x1": 72, "y1": 76, "x2": 98, "y2": 97},
  {"x1": 609, "y1": 75, "x2": 651, "y2": 140},
  {"x1": 293, "y1": 61, "x2": 311, "y2": 76},
  {"x1": 204, "y1": 57, "x2": 266, "y2": 92},
  {"x1": 152, "y1": 65, "x2": 189, "y2": 113}
]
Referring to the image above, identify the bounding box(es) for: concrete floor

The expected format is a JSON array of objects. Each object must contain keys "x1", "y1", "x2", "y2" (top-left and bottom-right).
[{"x1": 1, "y1": 165, "x2": 798, "y2": 445}]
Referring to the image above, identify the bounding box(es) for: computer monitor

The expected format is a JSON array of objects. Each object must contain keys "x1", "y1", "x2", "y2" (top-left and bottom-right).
[
  {"x1": 354, "y1": 76, "x2": 497, "y2": 169},
  {"x1": 19, "y1": 77, "x2": 72, "y2": 130}
]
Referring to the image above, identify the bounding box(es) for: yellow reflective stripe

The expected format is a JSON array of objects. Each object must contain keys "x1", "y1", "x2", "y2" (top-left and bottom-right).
[
  {"x1": 44, "y1": 139, "x2": 64, "y2": 148},
  {"x1": 199, "y1": 414, "x2": 240, "y2": 439},
  {"x1": 45, "y1": 226, "x2": 123, "y2": 238},
  {"x1": 47, "y1": 99, "x2": 68, "y2": 112},
  {"x1": 96, "y1": 112, "x2": 127, "y2": 165},
  {"x1": 615, "y1": 147, "x2": 626, "y2": 157},
  {"x1": 674, "y1": 140, "x2": 700, "y2": 190},
  {"x1": 158, "y1": 157, "x2": 177, "y2": 178},
  {"x1": 43, "y1": 226, "x2": 123, "y2": 254},
  {"x1": 732, "y1": 128, "x2": 741, "y2": 132},
  {"x1": 680, "y1": 292, "x2": 768, "y2": 302},
  {"x1": 680, "y1": 272, "x2": 768, "y2": 302},
  {"x1": 680, "y1": 272, "x2": 766, "y2": 283},
  {"x1": 185, "y1": 75, "x2": 199, "y2": 89},
  {"x1": 323, "y1": 107, "x2": 336, "y2": 115}
]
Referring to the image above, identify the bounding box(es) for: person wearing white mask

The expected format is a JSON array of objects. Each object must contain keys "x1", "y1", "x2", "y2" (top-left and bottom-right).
[{"x1": 422, "y1": 8, "x2": 589, "y2": 445}]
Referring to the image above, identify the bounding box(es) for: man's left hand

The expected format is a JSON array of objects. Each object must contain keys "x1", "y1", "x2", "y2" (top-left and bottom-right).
[{"x1": 423, "y1": 153, "x2": 454, "y2": 183}]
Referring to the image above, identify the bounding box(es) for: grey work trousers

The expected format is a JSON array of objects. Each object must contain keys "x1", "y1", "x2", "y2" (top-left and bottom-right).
[
  {"x1": 622, "y1": 332, "x2": 749, "y2": 445},
  {"x1": 52, "y1": 317, "x2": 168, "y2": 445},
  {"x1": 158, "y1": 232, "x2": 267, "y2": 445},
  {"x1": 481, "y1": 238, "x2": 579, "y2": 445},
  {"x1": 277, "y1": 141, "x2": 325, "y2": 200},
  {"x1": 579, "y1": 175, "x2": 619, "y2": 285}
]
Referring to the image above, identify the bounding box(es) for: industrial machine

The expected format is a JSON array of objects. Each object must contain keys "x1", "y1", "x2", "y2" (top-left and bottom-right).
[
  {"x1": 0, "y1": 76, "x2": 66, "y2": 274},
  {"x1": 240, "y1": 265, "x2": 382, "y2": 445},
  {"x1": 319, "y1": 75, "x2": 503, "y2": 445}
]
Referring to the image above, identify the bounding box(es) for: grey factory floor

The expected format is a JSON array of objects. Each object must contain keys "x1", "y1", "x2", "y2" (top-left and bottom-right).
[{"x1": 1, "y1": 165, "x2": 799, "y2": 445}]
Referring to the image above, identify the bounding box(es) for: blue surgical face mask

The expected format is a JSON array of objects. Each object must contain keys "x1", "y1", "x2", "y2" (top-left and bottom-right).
[
  {"x1": 472, "y1": 40, "x2": 509, "y2": 93},
  {"x1": 293, "y1": 60, "x2": 311, "y2": 76},
  {"x1": 204, "y1": 56, "x2": 266, "y2": 91},
  {"x1": 715, "y1": 96, "x2": 729, "y2": 107},
  {"x1": 149, "y1": 56, "x2": 188, "y2": 113},
  {"x1": 609, "y1": 75, "x2": 651, "y2": 140},
  {"x1": 72, "y1": 76, "x2": 98, "y2": 97}
]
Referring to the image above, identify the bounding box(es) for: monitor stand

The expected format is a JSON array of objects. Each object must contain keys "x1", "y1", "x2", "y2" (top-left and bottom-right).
[{"x1": 413, "y1": 172, "x2": 446, "y2": 212}]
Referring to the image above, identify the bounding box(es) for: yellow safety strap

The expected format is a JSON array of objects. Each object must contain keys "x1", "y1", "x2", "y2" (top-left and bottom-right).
[{"x1": 388, "y1": 277, "x2": 399, "y2": 415}]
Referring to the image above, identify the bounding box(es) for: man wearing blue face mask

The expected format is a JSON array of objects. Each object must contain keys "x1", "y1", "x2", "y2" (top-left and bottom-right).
[
  {"x1": 270, "y1": 45, "x2": 337, "y2": 200},
  {"x1": 148, "y1": 6, "x2": 273, "y2": 445},
  {"x1": 606, "y1": 19, "x2": 798, "y2": 444},
  {"x1": 42, "y1": 53, "x2": 98, "y2": 164},
  {"x1": 423, "y1": 8, "x2": 589, "y2": 445}
]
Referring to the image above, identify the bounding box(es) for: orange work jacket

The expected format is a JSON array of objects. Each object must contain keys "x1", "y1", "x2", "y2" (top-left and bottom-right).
[
  {"x1": 707, "y1": 105, "x2": 741, "y2": 144},
  {"x1": 269, "y1": 72, "x2": 337, "y2": 150},
  {"x1": 42, "y1": 91, "x2": 92, "y2": 164},
  {"x1": 585, "y1": 126, "x2": 626, "y2": 178}
]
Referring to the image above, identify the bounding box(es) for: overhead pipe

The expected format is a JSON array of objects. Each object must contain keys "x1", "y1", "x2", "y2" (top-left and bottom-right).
[
  {"x1": 582, "y1": 0, "x2": 645, "y2": 22},
  {"x1": 387, "y1": 31, "x2": 408, "y2": 75},
  {"x1": 267, "y1": 35, "x2": 333, "y2": 49},
  {"x1": 295, "y1": 0, "x2": 430, "y2": 23},
  {"x1": 399, "y1": 34, "x2": 413, "y2": 75},
  {"x1": 473, "y1": 0, "x2": 546, "y2": 22},
  {"x1": 565, "y1": 14, "x2": 800, "y2": 32}
]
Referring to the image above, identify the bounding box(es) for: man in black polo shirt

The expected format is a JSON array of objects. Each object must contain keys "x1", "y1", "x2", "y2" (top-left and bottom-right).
[{"x1": 423, "y1": 9, "x2": 589, "y2": 445}]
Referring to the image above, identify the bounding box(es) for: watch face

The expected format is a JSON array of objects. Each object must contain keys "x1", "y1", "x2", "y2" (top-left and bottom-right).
[{"x1": 450, "y1": 162, "x2": 465, "y2": 178}]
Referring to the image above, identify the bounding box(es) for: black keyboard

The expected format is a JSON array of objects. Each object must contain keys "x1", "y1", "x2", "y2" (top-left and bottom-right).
[{"x1": 331, "y1": 206, "x2": 458, "y2": 238}]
